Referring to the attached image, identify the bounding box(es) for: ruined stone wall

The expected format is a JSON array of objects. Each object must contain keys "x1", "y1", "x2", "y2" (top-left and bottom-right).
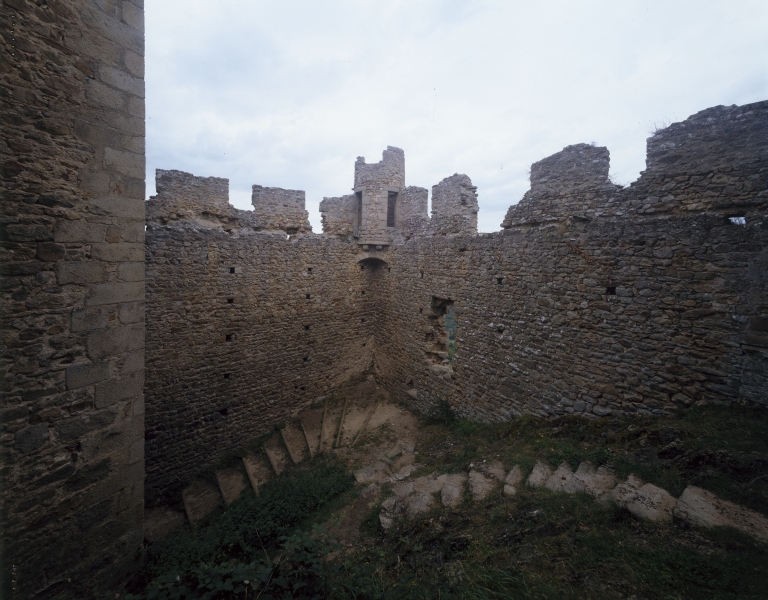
[
  {"x1": 379, "y1": 101, "x2": 768, "y2": 419},
  {"x1": 319, "y1": 194, "x2": 355, "y2": 237},
  {"x1": 430, "y1": 174, "x2": 479, "y2": 236},
  {"x1": 398, "y1": 186, "x2": 429, "y2": 238},
  {"x1": 354, "y1": 146, "x2": 405, "y2": 242},
  {"x1": 144, "y1": 222, "x2": 372, "y2": 505},
  {"x1": 1, "y1": 0, "x2": 145, "y2": 597},
  {"x1": 251, "y1": 185, "x2": 311, "y2": 234}
]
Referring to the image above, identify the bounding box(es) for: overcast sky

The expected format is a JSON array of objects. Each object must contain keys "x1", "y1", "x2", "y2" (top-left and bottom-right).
[{"x1": 145, "y1": 0, "x2": 767, "y2": 232}]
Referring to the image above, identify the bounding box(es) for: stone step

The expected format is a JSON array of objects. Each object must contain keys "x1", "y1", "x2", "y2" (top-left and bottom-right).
[
  {"x1": 299, "y1": 407, "x2": 324, "y2": 458},
  {"x1": 215, "y1": 466, "x2": 247, "y2": 505},
  {"x1": 320, "y1": 398, "x2": 345, "y2": 452},
  {"x1": 144, "y1": 507, "x2": 186, "y2": 543},
  {"x1": 337, "y1": 395, "x2": 378, "y2": 447},
  {"x1": 182, "y1": 479, "x2": 221, "y2": 526},
  {"x1": 242, "y1": 454, "x2": 273, "y2": 495},
  {"x1": 281, "y1": 421, "x2": 309, "y2": 464},
  {"x1": 264, "y1": 433, "x2": 290, "y2": 476}
]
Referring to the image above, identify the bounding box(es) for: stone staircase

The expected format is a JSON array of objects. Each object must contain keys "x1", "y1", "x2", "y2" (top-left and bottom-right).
[
  {"x1": 368, "y1": 456, "x2": 768, "y2": 543},
  {"x1": 144, "y1": 394, "x2": 388, "y2": 541}
]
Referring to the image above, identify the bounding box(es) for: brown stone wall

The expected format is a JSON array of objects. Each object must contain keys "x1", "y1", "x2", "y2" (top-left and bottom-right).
[
  {"x1": 251, "y1": 185, "x2": 311, "y2": 234},
  {"x1": 379, "y1": 102, "x2": 768, "y2": 419},
  {"x1": 430, "y1": 174, "x2": 479, "y2": 236},
  {"x1": 1, "y1": 0, "x2": 145, "y2": 597},
  {"x1": 144, "y1": 222, "x2": 372, "y2": 506},
  {"x1": 319, "y1": 194, "x2": 355, "y2": 237}
]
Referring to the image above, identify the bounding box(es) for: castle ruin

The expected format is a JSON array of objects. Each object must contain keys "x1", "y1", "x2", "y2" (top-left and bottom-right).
[{"x1": 1, "y1": 1, "x2": 767, "y2": 597}]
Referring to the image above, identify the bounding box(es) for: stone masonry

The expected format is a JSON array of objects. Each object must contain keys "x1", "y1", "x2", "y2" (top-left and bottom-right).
[
  {"x1": 144, "y1": 101, "x2": 766, "y2": 518},
  {"x1": 1, "y1": 0, "x2": 145, "y2": 598},
  {"x1": 1, "y1": 1, "x2": 766, "y2": 592}
]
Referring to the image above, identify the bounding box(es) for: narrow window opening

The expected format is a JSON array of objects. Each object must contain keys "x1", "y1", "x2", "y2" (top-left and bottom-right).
[
  {"x1": 420, "y1": 272, "x2": 424, "y2": 279},
  {"x1": 425, "y1": 297, "x2": 456, "y2": 367},
  {"x1": 225, "y1": 334, "x2": 233, "y2": 342},
  {"x1": 729, "y1": 216, "x2": 746, "y2": 225},
  {"x1": 304, "y1": 325, "x2": 310, "y2": 330},
  {"x1": 229, "y1": 267, "x2": 236, "y2": 273},
  {"x1": 387, "y1": 191, "x2": 397, "y2": 227},
  {"x1": 303, "y1": 356, "x2": 309, "y2": 362},
  {"x1": 361, "y1": 290, "x2": 365, "y2": 295},
  {"x1": 496, "y1": 277, "x2": 503, "y2": 285},
  {"x1": 306, "y1": 294, "x2": 311, "y2": 300},
  {"x1": 361, "y1": 265, "x2": 365, "y2": 271},
  {"x1": 419, "y1": 308, "x2": 423, "y2": 314},
  {"x1": 361, "y1": 318, "x2": 365, "y2": 323},
  {"x1": 362, "y1": 342, "x2": 366, "y2": 347},
  {"x1": 388, "y1": 267, "x2": 391, "y2": 272},
  {"x1": 223, "y1": 373, "x2": 231, "y2": 380},
  {"x1": 606, "y1": 286, "x2": 616, "y2": 296},
  {"x1": 307, "y1": 267, "x2": 313, "y2": 272},
  {"x1": 227, "y1": 298, "x2": 234, "y2": 304}
]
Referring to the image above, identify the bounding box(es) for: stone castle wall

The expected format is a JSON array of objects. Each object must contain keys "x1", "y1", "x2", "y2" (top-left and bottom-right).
[
  {"x1": 144, "y1": 212, "x2": 372, "y2": 506},
  {"x1": 1, "y1": 1, "x2": 145, "y2": 597}
]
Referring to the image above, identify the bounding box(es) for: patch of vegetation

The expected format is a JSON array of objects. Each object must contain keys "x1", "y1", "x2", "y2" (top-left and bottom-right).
[
  {"x1": 127, "y1": 403, "x2": 768, "y2": 599},
  {"x1": 133, "y1": 459, "x2": 352, "y2": 589}
]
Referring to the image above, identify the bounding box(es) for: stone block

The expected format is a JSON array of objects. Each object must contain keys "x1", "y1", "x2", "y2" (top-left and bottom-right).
[
  {"x1": 36, "y1": 242, "x2": 66, "y2": 262},
  {"x1": 91, "y1": 242, "x2": 144, "y2": 262},
  {"x1": 527, "y1": 461, "x2": 553, "y2": 488},
  {"x1": 94, "y1": 370, "x2": 144, "y2": 408},
  {"x1": 53, "y1": 220, "x2": 105, "y2": 243},
  {"x1": 67, "y1": 361, "x2": 111, "y2": 390},
  {"x1": 56, "y1": 261, "x2": 108, "y2": 284},
  {"x1": 144, "y1": 508, "x2": 185, "y2": 543},
  {"x1": 15, "y1": 423, "x2": 49, "y2": 454},
  {"x1": 182, "y1": 480, "x2": 220, "y2": 526},
  {"x1": 86, "y1": 281, "x2": 144, "y2": 306},
  {"x1": 99, "y1": 65, "x2": 144, "y2": 97},
  {"x1": 104, "y1": 147, "x2": 144, "y2": 179},
  {"x1": 56, "y1": 409, "x2": 118, "y2": 442},
  {"x1": 503, "y1": 465, "x2": 523, "y2": 495},
  {"x1": 72, "y1": 306, "x2": 114, "y2": 332},
  {"x1": 674, "y1": 486, "x2": 768, "y2": 542},
  {"x1": 87, "y1": 323, "x2": 145, "y2": 359},
  {"x1": 128, "y1": 438, "x2": 144, "y2": 465},
  {"x1": 216, "y1": 468, "x2": 247, "y2": 505},
  {"x1": 119, "y1": 301, "x2": 145, "y2": 324}
]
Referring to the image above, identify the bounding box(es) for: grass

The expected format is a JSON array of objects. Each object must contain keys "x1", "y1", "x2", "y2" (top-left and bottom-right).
[{"x1": 127, "y1": 402, "x2": 768, "y2": 599}]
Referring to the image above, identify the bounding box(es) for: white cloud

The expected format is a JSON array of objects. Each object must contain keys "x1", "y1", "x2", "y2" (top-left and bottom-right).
[{"x1": 146, "y1": 0, "x2": 768, "y2": 232}]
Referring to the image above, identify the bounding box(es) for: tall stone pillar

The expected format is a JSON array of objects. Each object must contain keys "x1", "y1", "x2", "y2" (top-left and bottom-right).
[{"x1": 1, "y1": 1, "x2": 145, "y2": 597}]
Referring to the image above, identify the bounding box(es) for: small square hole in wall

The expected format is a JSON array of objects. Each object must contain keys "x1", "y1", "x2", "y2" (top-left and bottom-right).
[
  {"x1": 225, "y1": 334, "x2": 233, "y2": 342},
  {"x1": 606, "y1": 286, "x2": 616, "y2": 296},
  {"x1": 419, "y1": 308, "x2": 423, "y2": 314},
  {"x1": 497, "y1": 277, "x2": 503, "y2": 285},
  {"x1": 420, "y1": 272, "x2": 424, "y2": 279},
  {"x1": 361, "y1": 290, "x2": 365, "y2": 295},
  {"x1": 306, "y1": 294, "x2": 311, "y2": 299},
  {"x1": 304, "y1": 325, "x2": 310, "y2": 330},
  {"x1": 307, "y1": 267, "x2": 313, "y2": 272},
  {"x1": 361, "y1": 318, "x2": 365, "y2": 323},
  {"x1": 223, "y1": 373, "x2": 231, "y2": 380},
  {"x1": 388, "y1": 267, "x2": 391, "y2": 272},
  {"x1": 362, "y1": 342, "x2": 366, "y2": 347},
  {"x1": 227, "y1": 298, "x2": 234, "y2": 304},
  {"x1": 303, "y1": 356, "x2": 309, "y2": 362}
]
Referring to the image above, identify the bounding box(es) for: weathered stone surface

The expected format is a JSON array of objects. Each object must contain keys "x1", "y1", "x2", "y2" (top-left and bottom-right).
[
  {"x1": 216, "y1": 467, "x2": 247, "y2": 505},
  {"x1": 413, "y1": 474, "x2": 444, "y2": 494},
  {"x1": 299, "y1": 407, "x2": 324, "y2": 457},
  {"x1": 355, "y1": 461, "x2": 391, "y2": 484},
  {"x1": 182, "y1": 480, "x2": 221, "y2": 526},
  {"x1": 438, "y1": 472, "x2": 468, "y2": 507},
  {"x1": 280, "y1": 422, "x2": 309, "y2": 464},
  {"x1": 242, "y1": 454, "x2": 273, "y2": 494},
  {"x1": 527, "y1": 461, "x2": 553, "y2": 488},
  {"x1": 606, "y1": 476, "x2": 676, "y2": 523},
  {"x1": 503, "y1": 465, "x2": 523, "y2": 496},
  {"x1": 674, "y1": 486, "x2": 768, "y2": 542},
  {"x1": 2, "y1": 2, "x2": 146, "y2": 594},
  {"x1": 144, "y1": 508, "x2": 185, "y2": 543},
  {"x1": 264, "y1": 435, "x2": 290, "y2": 476},
  {"x1": 469, "y1": 470, "x2": 497, "y2": 501},
  {"x1": 571, "y1": 463, "x2": 617, "y2": 497},
  {"x1": 545, "y1": 462, "x2": 578, "y2": 493}
]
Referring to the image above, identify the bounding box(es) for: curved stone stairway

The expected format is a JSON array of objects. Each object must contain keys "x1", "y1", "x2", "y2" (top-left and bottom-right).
[
  {"x1": 144, "y1": 392, "x2": 386, "y2": 542},
  {"x1": 370, "y1": 457, "x2": 768, "y2": 543}
]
